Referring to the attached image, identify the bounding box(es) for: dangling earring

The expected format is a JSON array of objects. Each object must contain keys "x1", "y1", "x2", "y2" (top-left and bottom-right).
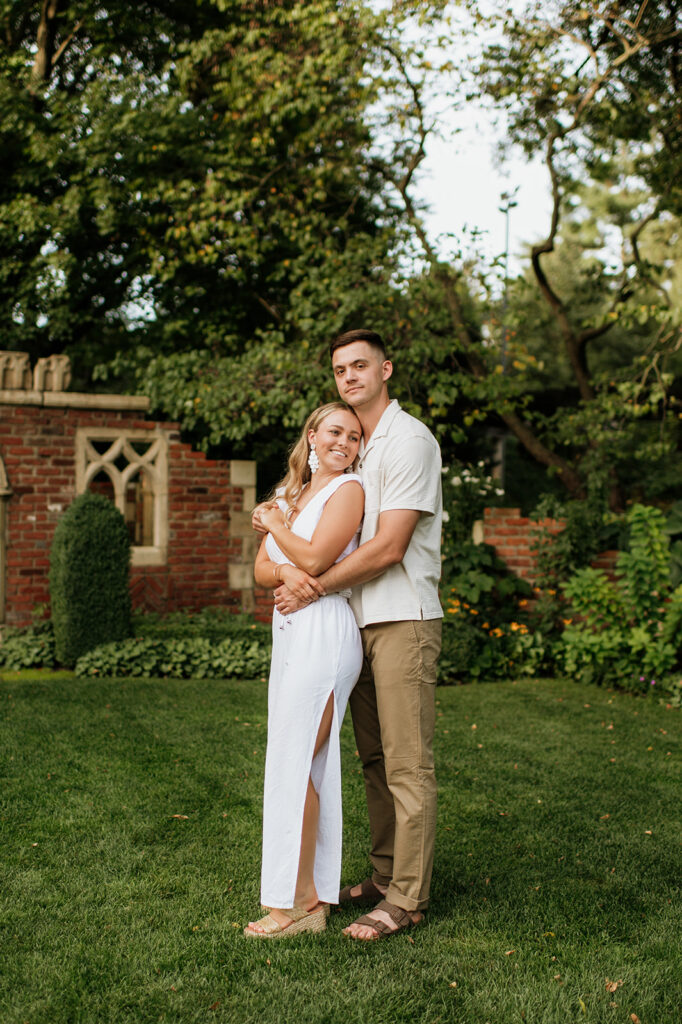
[{"x1": 308, "y1": 442, "x2": 319, "y2": 474}]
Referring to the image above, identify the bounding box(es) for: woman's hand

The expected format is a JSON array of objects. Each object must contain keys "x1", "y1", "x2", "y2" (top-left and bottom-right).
[
  {"x1": 277, "y1": 564, "x2": 325, "y2": 605},
  {"x1": 251, "y1": 501, "x2": 278, "y2": 535},
  {"x1": 260, "y1": 505, "x2": 286, "y2": 532}
]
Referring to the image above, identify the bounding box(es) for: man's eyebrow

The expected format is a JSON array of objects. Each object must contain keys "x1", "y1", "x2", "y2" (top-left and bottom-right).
[{"x1": 334, "y1": 358, "x2": 367, "y2": 369}]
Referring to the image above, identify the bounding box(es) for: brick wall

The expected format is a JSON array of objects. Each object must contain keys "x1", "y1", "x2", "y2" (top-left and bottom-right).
[
  {"x1": 479, "y1": 507, "x2": 619, "y2": 583},
  {"x1": 0, "y1": 394, "x2": 258, "y2": 627},
  {"x1": 478, "y1": 507, "x2": 563, "y2": 583}
]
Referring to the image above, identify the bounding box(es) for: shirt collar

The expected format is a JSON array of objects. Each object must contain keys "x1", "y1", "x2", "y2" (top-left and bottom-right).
[{"x1": 359, "y1": 399, "x2": 401, "y2": 463}]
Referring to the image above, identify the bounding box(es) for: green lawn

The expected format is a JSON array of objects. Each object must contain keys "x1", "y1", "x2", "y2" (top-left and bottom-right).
[{"x1": 0, "y1": 672, "x2": 680, "y2": 1024}]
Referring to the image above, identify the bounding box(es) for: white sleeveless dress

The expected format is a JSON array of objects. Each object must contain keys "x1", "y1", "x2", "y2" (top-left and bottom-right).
[{"x1": 260, "y1": 473, "x2": 364, "y2": 908}]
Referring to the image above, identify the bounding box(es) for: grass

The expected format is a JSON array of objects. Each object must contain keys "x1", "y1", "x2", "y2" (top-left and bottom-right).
[{"x1": 0, "y1": 672, "x2": 680, "y2": 1024}]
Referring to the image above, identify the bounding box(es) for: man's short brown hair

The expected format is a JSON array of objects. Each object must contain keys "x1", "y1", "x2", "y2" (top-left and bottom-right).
[{"x1": 329, "y1": 329, "x2": 387, "y2": 360}]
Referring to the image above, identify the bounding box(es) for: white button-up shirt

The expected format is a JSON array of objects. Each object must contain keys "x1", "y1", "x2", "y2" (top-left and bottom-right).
[{"x1": 350, "y1": 400, "x2": 443, "y2": 628}]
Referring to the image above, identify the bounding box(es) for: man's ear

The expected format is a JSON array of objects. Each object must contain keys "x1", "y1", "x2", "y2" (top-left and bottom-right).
[{"x1": 382, "y1": 360, "x2": 393, "y2": 383}]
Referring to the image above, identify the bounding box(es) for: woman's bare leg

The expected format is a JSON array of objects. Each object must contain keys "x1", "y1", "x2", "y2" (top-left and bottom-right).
[
  {"x1": 247, "y1": 694, "x2": 335, "y2": 933},
  {"x1": 294, "y1": 692, "x2": 334, "y2": 907}
]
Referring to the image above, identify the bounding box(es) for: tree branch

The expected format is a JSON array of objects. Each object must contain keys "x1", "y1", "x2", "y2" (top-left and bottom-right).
[{"x1": 52, "y1": 18, "x2": 82, "y2": 71}]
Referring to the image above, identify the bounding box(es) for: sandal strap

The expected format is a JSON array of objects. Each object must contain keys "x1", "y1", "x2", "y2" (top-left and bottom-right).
[
  {"x1": 351, "y1": 899, "x2": 420, "y2": 939},
  {"x1": 339, "y1": 877, "x2": 385, "y2": 905},
  {"x1": 373, "y1": 899, "x2": 414, "y2": 927}
]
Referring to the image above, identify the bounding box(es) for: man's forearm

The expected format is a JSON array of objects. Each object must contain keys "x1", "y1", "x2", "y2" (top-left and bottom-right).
[{"x1": 318, "y1": 533, "x2": 402, "y2": 594}]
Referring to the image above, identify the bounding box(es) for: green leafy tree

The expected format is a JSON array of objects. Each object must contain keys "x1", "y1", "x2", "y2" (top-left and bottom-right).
[
  {"x1": 374, "y1": 0, "x2": 682, "y2": 508},
  {"x1": 0, "y1": 0, "x2": 405, "y2": 463}
]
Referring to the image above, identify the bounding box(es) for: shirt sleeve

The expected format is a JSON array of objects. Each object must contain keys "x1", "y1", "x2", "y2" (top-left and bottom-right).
[{"x1": 379, "y1": 435, "x2": 441, "y2": 515}]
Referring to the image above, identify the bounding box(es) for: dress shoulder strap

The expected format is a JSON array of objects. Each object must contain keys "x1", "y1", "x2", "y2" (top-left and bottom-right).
[{"x1": 321, "y1": 473, "x2": 363, "y2": 503}]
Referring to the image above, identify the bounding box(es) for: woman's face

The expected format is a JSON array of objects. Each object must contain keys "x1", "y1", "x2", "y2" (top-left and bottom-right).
[{"x1": 309, "y1": 409, "x2": 361, "y2": 474}]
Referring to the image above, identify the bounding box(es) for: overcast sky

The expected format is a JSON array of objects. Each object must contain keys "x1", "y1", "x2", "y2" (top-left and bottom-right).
[{"x1": 411, "y1": 1, "x2": 553, "y2": 275}]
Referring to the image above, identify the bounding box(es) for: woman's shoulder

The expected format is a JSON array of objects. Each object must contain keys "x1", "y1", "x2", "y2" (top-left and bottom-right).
[
  {"x1": 320, "y1": 475, "x2": 364, "y2": 511},
  {"x1": 327, "y1": 472, "x2": 363, "y2": 494}
]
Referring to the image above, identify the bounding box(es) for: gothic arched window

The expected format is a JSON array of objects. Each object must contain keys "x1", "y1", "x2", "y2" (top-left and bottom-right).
[{"x1": 75, "y1": 430, "x2": 168, "y2": 566}]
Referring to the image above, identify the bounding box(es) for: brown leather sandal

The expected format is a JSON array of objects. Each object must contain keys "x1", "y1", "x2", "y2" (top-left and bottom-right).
[
  {"x1": 347, "y1": 899, "x2": 423, "y2": 940},
  {"x1": 338, "y1": 877, "x2": 385, "y2": 906}
]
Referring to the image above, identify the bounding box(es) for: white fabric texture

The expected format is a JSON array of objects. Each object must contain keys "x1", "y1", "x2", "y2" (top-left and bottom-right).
[
  {"x1": 260, "y1": 473, "x2": 363, "y2": 907},
  {"x1": 350, "y1": 400, "x2": 443, "y2": 627}
]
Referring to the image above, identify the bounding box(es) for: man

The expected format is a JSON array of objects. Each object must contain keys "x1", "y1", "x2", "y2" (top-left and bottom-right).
[{"x1": 268, "y1": 328, "x2": 443, "y2": 940}]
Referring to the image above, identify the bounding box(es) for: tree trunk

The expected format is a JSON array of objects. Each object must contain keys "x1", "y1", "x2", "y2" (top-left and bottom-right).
[{"x1": 31, "y1": 0, "x2": 63, "y2": 90}]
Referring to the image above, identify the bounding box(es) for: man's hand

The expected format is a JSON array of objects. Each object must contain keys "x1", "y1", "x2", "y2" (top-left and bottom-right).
[
  {"x1": 274, "y1": 565, "x2": 325, "y2": 614},
  {"x1": 252, "y1": 500, "x2": 278, "y2": 535}
]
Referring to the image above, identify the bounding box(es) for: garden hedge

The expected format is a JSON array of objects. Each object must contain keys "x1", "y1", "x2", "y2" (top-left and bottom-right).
[{"x1": 49, "y1": 491, "x2": 132, "y2": 666}]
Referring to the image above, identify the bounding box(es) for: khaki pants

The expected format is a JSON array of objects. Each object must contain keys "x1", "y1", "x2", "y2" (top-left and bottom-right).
[{"x1": 349, "y1": 618, "x2": 441, "y2": 912}]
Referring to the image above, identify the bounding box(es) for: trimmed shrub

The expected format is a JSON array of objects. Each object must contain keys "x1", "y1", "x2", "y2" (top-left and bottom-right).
[
  {"x1": 49, "y1": 492, "x2": 132, "y2": 666},
  {"x1": 133, "y1": 608, "x2": 271, "y2": 646},
  {"x1": 74, "y1": 635, "x2": 270, "y2": 679}
]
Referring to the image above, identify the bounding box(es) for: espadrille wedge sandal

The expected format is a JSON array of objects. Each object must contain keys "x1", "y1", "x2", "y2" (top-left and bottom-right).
[{"x1": 244, "y1": 904, "x2": 327, "y2": 939}]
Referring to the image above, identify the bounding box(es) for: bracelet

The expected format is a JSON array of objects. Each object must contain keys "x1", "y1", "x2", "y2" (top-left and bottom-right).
[{"x1": 274, "y1": 565, "x2": 282, "y2": 583}]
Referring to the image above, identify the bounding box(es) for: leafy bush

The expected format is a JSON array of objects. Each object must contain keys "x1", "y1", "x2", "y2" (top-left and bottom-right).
[
  {"x1": 664, "y1": 500, "x2": 682, "y2": 586},
  {"x1": 559, "y1": 504, "x2": 682, "y2": 692},
  {"x1": 530, "y1": 492, "x2": 621, "y2": 589},
  {"x1": 49, "y1": 492, "x2": 132, "y2": 666},
  {"x1": 439, "y1": 602, "x2": 552, "y2": 683},
  {"x1": 442, "y1": 541, "x2": 531, "y2": 625},
  {"x1": 133, "y1": 608, "x2": 271, "y2": 645},
  {"x1": 0, "y1": 621, "x2": 56, "y2": 670},
  {"x1": 441, "y1": 461, "x2": 505, "y2": 548},
  {"x1": 75, "y1": 635, "x2": 271, "y2": 679}
]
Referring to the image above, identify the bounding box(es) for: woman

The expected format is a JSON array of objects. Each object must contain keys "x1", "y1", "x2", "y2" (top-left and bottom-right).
[{"x1": 244, "y1": 402, "x2": 365, "y2": 938}]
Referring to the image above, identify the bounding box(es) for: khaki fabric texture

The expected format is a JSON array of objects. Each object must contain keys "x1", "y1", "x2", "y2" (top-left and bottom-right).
[{"x1": 349, "y1": 618, "x2": 441, "y2": 911}]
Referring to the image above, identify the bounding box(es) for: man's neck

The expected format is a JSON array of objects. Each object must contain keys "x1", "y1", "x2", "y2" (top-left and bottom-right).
[{"x1": 356, "y1": 394, "x2": 391, "y2": 444}]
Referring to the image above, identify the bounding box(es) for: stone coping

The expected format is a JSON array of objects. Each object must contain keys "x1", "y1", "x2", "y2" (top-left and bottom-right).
[{"x1": 0, "y1": 390, "x2": 150, "y2": 411}]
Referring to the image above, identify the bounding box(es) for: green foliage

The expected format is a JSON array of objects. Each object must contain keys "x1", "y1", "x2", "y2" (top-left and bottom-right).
[
  {"x1": 559, "y1": 504, "x2": 682, "y2": 691},
  {"x1": 664, "y1": 500, "x2": 682, "y2": 586},
  {"x1": 132, "y1": 608, "x2": 271, "y2": 646},
  {"x1": 49, "y1": 493, "x2": 132, "y2": 667},
  {"x1": 527, "y1": 493, "x2": 621, "y2": 652},
  {"x1": 0, "y1": 621, "x2": 56, "y2": 670},
  {"x1": 531, "y1": 493, "x2": 621, "y2": 588},
  {"x1": 441, "y1": 462, "x2": 505, "y2": 547},
  {"x1": 442, "y1": 540, "x2": 530, "y2": 622},
  {"x1": 440, "y1": 461, "x2": 530, "y2": 632},
  {"x1": 405, "y1": 1, "x2": 682, "y2": 509},
  {"x1": 439, "y1": 612, "x2": 552, "y2": 684},
  {"x1": 0, "y1": 0, "x2": 409, "y2": 466},
  {"x1": 617, "y1": 504, "x2": 671, "y2": 619},
  {"x1": 74, "y1": 635, "x2": 270, "y2": 680}
]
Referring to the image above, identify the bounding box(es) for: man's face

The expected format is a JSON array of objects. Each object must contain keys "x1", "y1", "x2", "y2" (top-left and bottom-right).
[{"x1": 331, "y1": 341, "x2": 392, "y2": 409}]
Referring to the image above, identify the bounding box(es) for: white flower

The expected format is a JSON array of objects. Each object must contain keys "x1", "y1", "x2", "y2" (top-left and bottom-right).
[{"x1": 451, "y1": 476, "x2": 461, "y2": 486}]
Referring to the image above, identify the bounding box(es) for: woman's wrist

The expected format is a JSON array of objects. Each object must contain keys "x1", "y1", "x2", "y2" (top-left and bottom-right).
[{"x1": 273, "y1": 564, "x2": 282, "y2": 583}]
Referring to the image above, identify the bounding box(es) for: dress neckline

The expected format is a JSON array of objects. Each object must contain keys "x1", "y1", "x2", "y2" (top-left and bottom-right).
[{"x1": 287, "y1": 474, "x2": 356, "y2": 526}]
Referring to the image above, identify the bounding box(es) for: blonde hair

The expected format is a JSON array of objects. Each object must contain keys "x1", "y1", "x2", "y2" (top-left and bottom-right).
[{"x1": 273, "y1": 402, "x2": 360, "y2": 519}]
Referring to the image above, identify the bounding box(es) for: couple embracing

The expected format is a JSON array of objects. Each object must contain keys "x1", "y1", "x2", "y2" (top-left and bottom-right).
[{"x1": 245, "y1": 329, "x2": 443, "y2": 942}]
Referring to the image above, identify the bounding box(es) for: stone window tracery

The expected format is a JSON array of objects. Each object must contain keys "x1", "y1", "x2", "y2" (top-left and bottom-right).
[{"x1": 75, "y1": 429, "x2": 168, "y2": 566}]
